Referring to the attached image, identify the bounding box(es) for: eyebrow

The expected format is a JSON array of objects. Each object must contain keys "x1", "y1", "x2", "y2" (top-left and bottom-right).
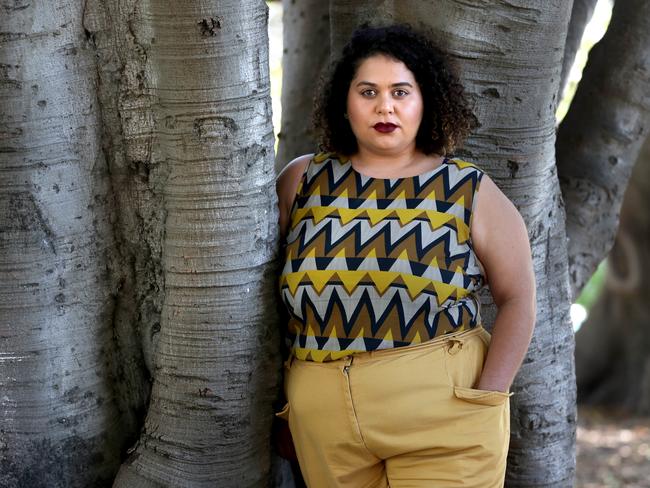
[{"x1": 355, "y1": 81, "x2": 413, "y2": 88}]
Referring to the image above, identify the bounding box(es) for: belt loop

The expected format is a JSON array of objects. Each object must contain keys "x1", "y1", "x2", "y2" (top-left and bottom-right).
[
  {"x1": 341, "y1": 355, "x2": 354, "y2": 375},
  {"x1": 447, "y1": 337, "x2": 464, "y2": 355}
]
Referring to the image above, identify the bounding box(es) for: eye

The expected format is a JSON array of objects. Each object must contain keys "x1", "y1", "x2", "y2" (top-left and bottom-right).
[
  {"x1": 393, "y1": 89, "x2": 408, "y2": 97},
  {"x1": 361, "y1": 89, "x2": 376, "y2": 97}
]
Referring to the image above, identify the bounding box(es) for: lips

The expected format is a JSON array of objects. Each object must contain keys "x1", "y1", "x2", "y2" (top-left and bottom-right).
[{"x1": 373, "y1": 123, "x2": 398, "y2": 133}]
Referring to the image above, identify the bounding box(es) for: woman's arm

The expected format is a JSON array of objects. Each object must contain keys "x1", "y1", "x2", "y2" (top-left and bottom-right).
[
  {"x1": 471, "y1": 174, "x2": 536, "y2": 393},
  {"x1": 276, "y1": 154, "x2": 313, "y2": 239}
]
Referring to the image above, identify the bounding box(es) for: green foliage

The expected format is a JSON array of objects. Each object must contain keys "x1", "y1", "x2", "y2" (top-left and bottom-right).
[{"x1": 576, "y1": 259, "x2": 607, "y2": 310}]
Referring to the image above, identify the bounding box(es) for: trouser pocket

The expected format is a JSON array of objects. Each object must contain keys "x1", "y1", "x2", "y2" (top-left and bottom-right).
[
  {"x1": 453, "y1": 386, "x2": 511, "y2": 406},
  {"x1": 444, "y1": 329, "x2": 513, "y2": 406}
]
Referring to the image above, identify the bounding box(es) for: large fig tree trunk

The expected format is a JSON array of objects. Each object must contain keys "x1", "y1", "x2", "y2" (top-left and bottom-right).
[
  {"x1": 2, "y1": 0, "x2": 280, "y2": 487},
  {"x1": 0, "y1": 2, "x2": 125, "y2": 486},
  {"x1": 556, "y1": 0, "x2": 650, "y2": 298},
  {"x1": 108, "y1": 1, "x2": 280, "y2": 486},
  {"x1": 576, "y1": 135, "x2": 650, "y2": 414},
  {"x1": 328, "y1": 2, "x2": 576, "y2": 486},
  {"x1": 570, "y1": 0, "x2": 650, "y2": 419}
]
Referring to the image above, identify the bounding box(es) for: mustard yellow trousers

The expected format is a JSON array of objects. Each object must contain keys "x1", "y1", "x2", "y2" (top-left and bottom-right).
[{"x1": 278, "y1": 326, "x2": 511, "y2": 487}]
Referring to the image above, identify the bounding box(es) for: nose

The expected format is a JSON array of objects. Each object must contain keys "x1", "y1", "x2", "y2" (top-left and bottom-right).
[{"x1": 376, "y1": 93, "x2": 394, "y2": 114}]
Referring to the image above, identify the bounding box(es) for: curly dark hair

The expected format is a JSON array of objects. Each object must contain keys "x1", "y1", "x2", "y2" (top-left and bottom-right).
[{"x1": 312, "y1": 24, "x2": 477, "y2": 156}]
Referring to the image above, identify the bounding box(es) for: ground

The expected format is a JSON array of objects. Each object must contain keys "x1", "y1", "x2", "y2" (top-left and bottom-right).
[{"x1": 577, "y1": 405, "x2": 650, "y2": 487}]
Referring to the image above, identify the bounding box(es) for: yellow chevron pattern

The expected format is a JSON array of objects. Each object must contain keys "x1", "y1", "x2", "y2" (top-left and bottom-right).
[{"x1": 280, "y1": 153, "x2": 485, "y2": 362}]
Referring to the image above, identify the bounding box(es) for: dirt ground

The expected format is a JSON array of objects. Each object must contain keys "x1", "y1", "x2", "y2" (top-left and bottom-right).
[{"x1": 576, "y1": 406, "x2": 650, "y2": 487}]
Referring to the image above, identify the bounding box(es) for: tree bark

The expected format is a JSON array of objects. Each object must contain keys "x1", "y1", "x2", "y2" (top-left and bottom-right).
[
  {"x1": 109, "y1": 1, "x2": 280, "y2": 486},
  {"x1": 576, "y1": 135, "x2": 650, "y2": 414},
  {"x1": 329, "y1": 1, "x2": 576, "y2": 485},
  {"x1": 329, "y1": 0, "x2": 395, "y2": 56},
  {"x1": 83, "y1": 0, "x2": 160, "y2": 447},
  {"x1": 275, "y1": 0, "x2": 329, "y2": 171},
  {"x1": 0, "y1": 2, "x2": 125, "y2": 486},
  {"x1": 556, "y1": 0, "x2": 650, "y2": 298},
  {"x1": 4, "y1": 0, "x2": 650, "y2": 485},
  {"x1": 559, "y1": 0, "x2": 599, "y2": 102}
]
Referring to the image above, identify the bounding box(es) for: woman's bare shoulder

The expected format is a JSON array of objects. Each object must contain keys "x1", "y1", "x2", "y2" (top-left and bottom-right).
[
  {"x1": 276, "y1": 154, "x2": 314, "y2": 238},
  {"x1": 277, "y1": 153, "x2": 313, "y2": 185},
  {"x1": 277, "y1": 153, "x2": 314, "y2": 203}
]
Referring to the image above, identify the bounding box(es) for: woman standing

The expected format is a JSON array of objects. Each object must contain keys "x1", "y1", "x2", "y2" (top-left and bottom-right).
[{"x1": 276, "y1": 24, "x2": 535, "y2": 488}]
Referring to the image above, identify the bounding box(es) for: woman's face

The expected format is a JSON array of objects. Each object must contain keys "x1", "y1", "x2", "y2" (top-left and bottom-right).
[{"x1": 346, "y1": 54, "x2": 424, "y2": 157}]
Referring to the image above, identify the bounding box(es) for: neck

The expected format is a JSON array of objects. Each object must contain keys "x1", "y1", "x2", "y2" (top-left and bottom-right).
[{"x1": 349, "y1": 145, "x2": 442, "y2": 179}]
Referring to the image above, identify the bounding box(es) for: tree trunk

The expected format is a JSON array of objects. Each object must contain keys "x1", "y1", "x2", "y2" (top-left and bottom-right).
[
  {"x1": 329, "y1": 1, "x2": 395, "y2": 56},
  {"x1": 5, "y1": 1, "x2": 650, "y2": 485},
  {"x1": 576, "y1": 135, "x2": 650, "y2": 414},
  {"x1": 0, "y1": 2, "x2": 125, "y2": 486},
  {"x1": 275, "y1": 0, "x2": 329, "y2": 171},
  {"x1": 108, "y1": 1, "x2": 280, "y2": 486},
  {"x1": 83, "y1": 0, "x2": 161, "y2": 447},
  {"x1": 556, "y1": 0, "x2": 650, "y2": 298},
  {"x1": 329, "y1": 2, "x2": 576, "y2": 485}
]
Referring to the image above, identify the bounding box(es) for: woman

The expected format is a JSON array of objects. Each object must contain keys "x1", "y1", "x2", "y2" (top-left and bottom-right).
[{"x1": 275, "y1": 24, "x2": 535, "y2": 488}]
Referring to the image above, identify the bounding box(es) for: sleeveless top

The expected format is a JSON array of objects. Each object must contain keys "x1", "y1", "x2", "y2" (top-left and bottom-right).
[{"x1": 279, "y1": 152, "x2": 485, "y2": 362}]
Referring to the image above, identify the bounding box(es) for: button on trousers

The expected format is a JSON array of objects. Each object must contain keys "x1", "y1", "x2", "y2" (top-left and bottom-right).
[{"x1": 279, "y1": 326, "x2": 511, "y2": 487}]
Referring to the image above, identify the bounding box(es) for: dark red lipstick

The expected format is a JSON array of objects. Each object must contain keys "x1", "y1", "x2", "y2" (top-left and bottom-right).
[{"x1": 374, "y1": 123, "x2": 398, "y2": 133}]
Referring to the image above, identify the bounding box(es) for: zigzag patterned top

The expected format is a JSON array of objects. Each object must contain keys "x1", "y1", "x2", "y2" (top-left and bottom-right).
[{"x1": 279, "y1": 152, "x2": 485, "y2": 362}]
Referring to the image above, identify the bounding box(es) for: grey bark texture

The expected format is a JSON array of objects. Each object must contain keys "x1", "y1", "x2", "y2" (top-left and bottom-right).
[
  {"x1": 328, "y1": 1, "x2": 576, "y2": 486},
  {"x1": 556, "y1": 0, "x2": 650, "y2": 299},
  {"x1": 275, "y1": 0, "x2": 330, "y2": 171},
  {"x1": 83, "y1": 0, "x2": 159, "y2": 444},
  {"x1": 4, "y1": 0, "x2": 650, "y2": 486},
  {"x1": 2, "y1": 0, "x2": 280, "y2": 487},
  {"x1": 559, "y1": 0, "x2": 599, "y2": 101},
  {"x1": 576, "y1": 135, "x2": 650, "y2": 414},
  {"x1": 0, "y1": 1, "x2": 126, "y2": 486},
  {"x1": 109, "y1": 1, "x2": 280, "y2": 486},
  {"x1": 329, "y1": 0, "x2": 395, "y2": 56}
]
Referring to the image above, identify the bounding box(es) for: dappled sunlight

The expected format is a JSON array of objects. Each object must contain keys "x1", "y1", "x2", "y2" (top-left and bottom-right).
[
  {"x1": 578, "y1": 406, "x2": 650, "y2": 487},
  {"x1": 268, "y1": 1, "x2": 283, "y2": 153},
  {"x1": 556, "y1": 0, "x2": 613, "y2": 123},
  {"x1": 571, "y1": 303, "x2": 588, "y2": 332},
  {"x1": 573, "y1": 259, "x2": 607, "y2": 332}
]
